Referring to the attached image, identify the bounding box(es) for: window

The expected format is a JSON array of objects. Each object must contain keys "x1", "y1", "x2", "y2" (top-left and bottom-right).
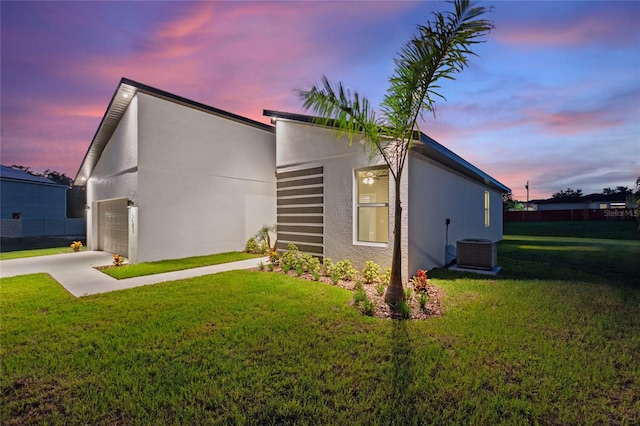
[
  {"x1": 356, "y1": 168, "x2": 389, "y2": 243},
  {"x1": 484, "y1": 191, "x2": 490, "y2": 227}
]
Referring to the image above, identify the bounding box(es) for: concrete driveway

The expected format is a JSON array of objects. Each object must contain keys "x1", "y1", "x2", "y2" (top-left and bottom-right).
[{"x1": 0, "y1": 251, "x2": 266, "y2": 297}]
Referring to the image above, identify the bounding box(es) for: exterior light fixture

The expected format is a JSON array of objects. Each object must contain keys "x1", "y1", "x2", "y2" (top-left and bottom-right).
[
  {"x1": 84, "y1": 205, "x2": 91, "y2": 211},
  {"x1": 127, "y1": 200, "x2": 135, "y2": 208}
]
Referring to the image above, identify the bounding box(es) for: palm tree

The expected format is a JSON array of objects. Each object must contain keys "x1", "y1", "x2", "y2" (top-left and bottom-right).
[{"x1": 297, "y1": 0, "x2": 493, "y2": 304}]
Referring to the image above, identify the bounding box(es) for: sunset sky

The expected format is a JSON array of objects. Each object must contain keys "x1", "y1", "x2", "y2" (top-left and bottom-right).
[{"x1": 1, "y1": 0, "x2": 638, "y2": 201}]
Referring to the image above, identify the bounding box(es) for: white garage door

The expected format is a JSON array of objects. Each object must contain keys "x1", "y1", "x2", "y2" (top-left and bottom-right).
[{"x1": 97, "y1": 198, "x2": 129, "y2": 258}]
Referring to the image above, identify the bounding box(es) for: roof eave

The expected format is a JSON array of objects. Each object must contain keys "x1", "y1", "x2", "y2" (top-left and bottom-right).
[{"x1": 74, "y1": 78, "x2": 275, "y2": 186}]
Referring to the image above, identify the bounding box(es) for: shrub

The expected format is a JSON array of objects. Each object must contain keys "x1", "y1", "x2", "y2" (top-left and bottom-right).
[
  {"x1": 330, "y1": 259, "x2": 357, "y2": 281},
  {"x1": 362, "y1": 261, "x2": 383, "y2": 284},
  {"x1": 302, "y1": 254, "x2": 321, "y2": 277},
  {"x1": 244, "y1": 238, "x2": 261, "y2": 254},
  {"x1": 258, "y1": 261, "x2": 265, "y2": 271},
  {"x1": 113, "y1": 254, "x2": 124, "y2": 267},
  {"x1": 322, "y1": 258, "x2": 334, "y2": 276},
  {"x1": 280, "y1": 244, "x2": 300, "y2": 273},
  {"x1": 412, "y1": 269, "x2": 429, "y2": 292},
  {"x1": 382, "y1": 267, "x2": 391, "y2": 286},
  {"x1": 259, "y1": 241, "x2": 270, "y2": 255},
  {"x1": 70, "y1": 241, "x2": 83, "y2": 252},
  {"x1": 376, "y1": 283, "x2": 386, "y2": 296}
]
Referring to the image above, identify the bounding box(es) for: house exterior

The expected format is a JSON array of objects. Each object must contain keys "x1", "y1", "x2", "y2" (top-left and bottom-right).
[
  {"x1": 0, "y1": 165, "x2": 78, "y2": 237},
  {"x1": 532, "y1": 193, "x2": 629, "y2": 211},
  {"x1": 74, "y1": 78, "x2": 276, "y2": 263},
  {"x1": 264, "y1": 110, "x2": 510, "y2": 280}
]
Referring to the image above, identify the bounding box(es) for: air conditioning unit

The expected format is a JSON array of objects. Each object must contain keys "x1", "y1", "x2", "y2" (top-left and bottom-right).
[{"x1": 456, "y1": 239, "x2": 497, "y2": 270}]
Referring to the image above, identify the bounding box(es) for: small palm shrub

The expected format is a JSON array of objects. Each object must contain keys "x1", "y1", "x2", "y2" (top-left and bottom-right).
[
  {"x1": 362, "y1": 261, "x2": 383, "y2": 284},
  {"x1": 70, "y1": 241, "x2": 83, "y2": 252},
  {"x1": 376, "y1": 283, "x2": 386, "y2": 296}
]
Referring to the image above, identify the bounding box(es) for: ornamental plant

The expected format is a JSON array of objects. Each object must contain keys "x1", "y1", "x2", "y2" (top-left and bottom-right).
[
  {"x1": 70, "y1": 241, "x2": 83, "y2": 252},
  {"x1": 412, "y1": 269, "x2": 429, "y2": 292},
  {"x1": 113, "y1": 254, "x2": 124, "y2": 267}
]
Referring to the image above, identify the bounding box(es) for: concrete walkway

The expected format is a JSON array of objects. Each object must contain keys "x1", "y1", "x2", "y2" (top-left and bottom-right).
[{"x1": 0, "y1": 251, "x2": 267, "y2": 297}]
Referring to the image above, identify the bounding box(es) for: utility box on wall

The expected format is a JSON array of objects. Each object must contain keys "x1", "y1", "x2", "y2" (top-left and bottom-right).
[{"x1": 456, "y1": 239, "x2": 497, "y2": 270}]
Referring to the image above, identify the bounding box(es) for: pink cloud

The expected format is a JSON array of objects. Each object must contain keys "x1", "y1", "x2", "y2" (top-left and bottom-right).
[
  {"x1": 524, "y1": 108, "x2": 623, "y2": 135},
  {"x1": 493, "y1": 5, "x2": 639, "y2": 48}
]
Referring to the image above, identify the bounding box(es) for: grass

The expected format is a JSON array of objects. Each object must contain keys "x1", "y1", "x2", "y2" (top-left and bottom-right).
[
  {"x1": 0, "y1": 246, "x2": 85, "y2": 260},
  {"x1": 2, "y1": 221, "x2": 639, "y2": 424},
  {"x1": 100, "y1": 251, "x2": 263, "y2": 279},
  {"x1": 505, "y1": 219, "x2": 640, "y2": 240}
]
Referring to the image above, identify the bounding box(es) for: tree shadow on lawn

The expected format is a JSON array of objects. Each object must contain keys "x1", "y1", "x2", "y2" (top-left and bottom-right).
[{"x1": 379, "y1": 318, "x2": 418, "y2": 423}]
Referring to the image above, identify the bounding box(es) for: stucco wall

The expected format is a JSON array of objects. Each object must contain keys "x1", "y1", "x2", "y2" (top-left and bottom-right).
[
  {"x1": 135, "y1": 93, "x2": 276, "y2": 262},
  {"x1": 408, "y1": 152, "x2": 503, "y2": 273},
  {"x1": 275, "y1": 119, "x2": 409, "y2": 279},
  {"x1": 86, "y1": 95, "x2": 139, "y2": 253}
]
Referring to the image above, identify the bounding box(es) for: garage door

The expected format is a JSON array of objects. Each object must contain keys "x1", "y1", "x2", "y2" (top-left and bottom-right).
[{"x1": 97, "y1": 198, "x2": 129, "y2": 258}]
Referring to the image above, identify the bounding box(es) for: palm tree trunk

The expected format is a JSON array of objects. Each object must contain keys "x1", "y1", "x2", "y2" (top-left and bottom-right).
[{"x1": 385, "y1": 176, "x2": 404, "y2": 304}]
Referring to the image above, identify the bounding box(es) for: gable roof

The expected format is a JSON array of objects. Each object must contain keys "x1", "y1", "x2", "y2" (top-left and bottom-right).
[
  {"x1": 74, "y1": 78, "x2": 274, "y2": 186},
  {"x1": 263, "y1": 109, "x2": 511, "y2": 194},
  {"x1": 0, "y1": 165, "x2": 66, "y2": 187}
]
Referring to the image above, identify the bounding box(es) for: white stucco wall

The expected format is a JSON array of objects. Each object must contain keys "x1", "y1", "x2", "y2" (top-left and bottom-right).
[
  {"x1": 86, "y1": 96, "x2": 139, "y2": 254},
  {"x1": 407, "y1": 152, "x2": 503, "y2": 273},
  {"x1": 135, "y1": 93, "x2": 276, "y2": 262},
  {"x1": 276, "y1": 119, "x2": 409, "y2": 279}
]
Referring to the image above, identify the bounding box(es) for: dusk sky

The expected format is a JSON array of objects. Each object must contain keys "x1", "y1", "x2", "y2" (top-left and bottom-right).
[{"x1": 1, "y1": 0, "x2": 638, "y2": 201}]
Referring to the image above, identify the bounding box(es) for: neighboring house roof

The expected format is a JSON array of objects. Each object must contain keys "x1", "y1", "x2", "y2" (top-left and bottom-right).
[
  {"x1": 533, "y1": 192, "x2": 628, "y2": 205},
  {"x1": 74, "y1": 78, "x2": 275, "y2": 186},
  {"x1": 263, "y1": 109, "x2": 511, "y2": 194},
  {"x1": 0, "y1": 165, "x2": 66, "y2": 187}
]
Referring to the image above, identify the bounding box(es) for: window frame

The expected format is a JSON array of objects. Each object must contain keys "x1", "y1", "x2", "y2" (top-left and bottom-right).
[
  {"x1": 484, "y1": 191, "x2": 490, "y2": 227},
  {"x1": 354, "y1": 166, "x2": 390, "y2": 246}
]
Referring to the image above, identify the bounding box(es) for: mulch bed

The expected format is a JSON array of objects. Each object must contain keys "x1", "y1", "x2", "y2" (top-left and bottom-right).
[{"x1": 256, "y1": 266, "x2": 444, "y2": 320}]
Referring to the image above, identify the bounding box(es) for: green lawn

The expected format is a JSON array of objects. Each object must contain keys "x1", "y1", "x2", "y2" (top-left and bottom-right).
[
  {"x1": 505, "y1": 219, "x2": 640, "y2": 240},
  {"x1": 101, "y1": 251, "x2": 264, "y2": 279},
  {"x1": 0, "y1": 246, "x2": 85, "y2": 260},
  {"x1": 2, "y1": 222, "x2": 639, "y2": 424}
]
